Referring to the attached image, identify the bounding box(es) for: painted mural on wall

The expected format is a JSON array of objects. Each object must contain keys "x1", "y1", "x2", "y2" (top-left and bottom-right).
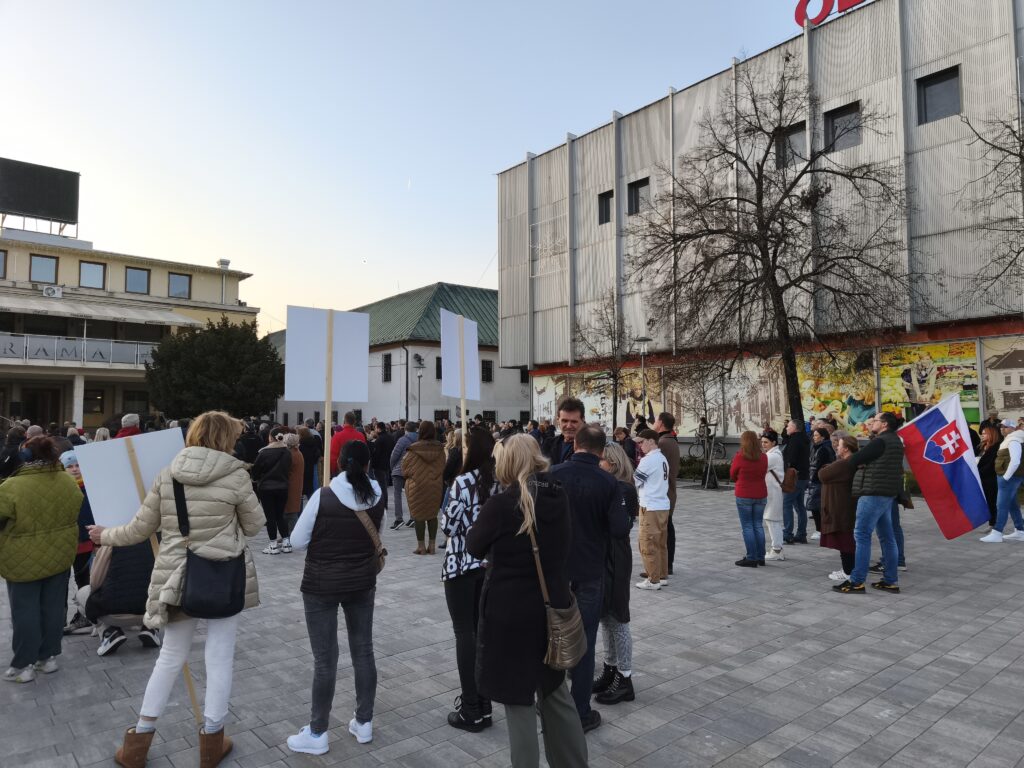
[
  {"x1": 879, "y1": 341, "x2": 980, "y2": 423},
  {"x1": 797, "y1": 350, "x2": 877, "y2": 438},
  {"x1": 531, "y1": 369, "x2": 661, "y2": 430},
  {"x1": 721, "y1": 357, "x2": 787, "y2": 437},
  {"x1": 982, "y1": 336, "x2": 1024, "y2": 422}
]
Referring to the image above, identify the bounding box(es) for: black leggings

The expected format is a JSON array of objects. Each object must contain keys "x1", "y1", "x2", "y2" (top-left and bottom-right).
[
  {"x1": 260, "y1": 488, "x2": 290, "y2": 540},
  {"x1": 840, "y1": 550, "x2": 855, "y2": 574},
  {"x1": 444, "y1": 569, "x2": 488, "y2": 709}
]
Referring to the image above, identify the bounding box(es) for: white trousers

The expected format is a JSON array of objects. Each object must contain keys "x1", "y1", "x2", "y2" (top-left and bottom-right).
[
  {"x1": 764, "y1": 519, "x2": 785, "y2": 552},
  {"x1": 139, "y1": 614, "x2": 240, "y2": 723}
]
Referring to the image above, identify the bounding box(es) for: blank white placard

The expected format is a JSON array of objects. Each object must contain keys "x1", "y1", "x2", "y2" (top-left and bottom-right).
[
  {"x1": 284, "y1": 306, "x2": 370, "y2": 403},
  {"x1": 76, "y1": 429, "x2": 185, "y2": 528},
  {"x1": 440, "y1": 308, "x2": 480, "y2": 401}
]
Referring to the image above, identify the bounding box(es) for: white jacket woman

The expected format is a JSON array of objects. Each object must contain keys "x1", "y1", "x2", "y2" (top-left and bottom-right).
[
  {"x1": 89, "y1": 411, "x2": 264, "y2": 768},
  {"x1": 761, "y1": 436, "x2": 786, "y2": 559}
]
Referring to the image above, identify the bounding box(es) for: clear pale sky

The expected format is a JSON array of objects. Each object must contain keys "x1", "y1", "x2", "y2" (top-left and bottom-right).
[{"x1": 0, "y1": 0, "x2": 810, "y2": 333}]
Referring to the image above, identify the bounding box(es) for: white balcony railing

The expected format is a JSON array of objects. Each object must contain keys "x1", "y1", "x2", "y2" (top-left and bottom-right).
[{"x1": 0, "y1": 333, "x2": 156, "y2": 366}]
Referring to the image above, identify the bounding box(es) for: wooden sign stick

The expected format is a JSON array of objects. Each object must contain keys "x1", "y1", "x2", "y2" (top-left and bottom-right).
[
  {"x1": 458, "y1": 315, "x2": 467, "y2": 458},
  {"x1": 125, "y1": 437, "x2": 202, "y2": 725},
  {"x1": 324, "y1": 309, "x2": 334, "y2": 488}
]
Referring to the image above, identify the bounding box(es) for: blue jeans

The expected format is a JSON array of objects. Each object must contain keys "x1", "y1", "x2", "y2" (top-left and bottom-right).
[
  {"x1": 735, "y1": 497, "x2": 767, "y2": 561},
  {"x1": 996, "y1": 475, "x2": 1024, "y2": 532},
  {"x1": 850, "y1": 496, "x2": 899, "y2": 586},
  {"x1": 783, "y1": 478, "x2": 809, "y2": 539},
  {"x1": 891, "y1": 502, "x2": 905, "y2": 567},
  {"x1": 569, "y1": 578, "x2": 603, "y2": 718}
]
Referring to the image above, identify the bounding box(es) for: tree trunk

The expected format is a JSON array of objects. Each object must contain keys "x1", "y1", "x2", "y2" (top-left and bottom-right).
[
  {"x1": 611, "y1": 375, "x2": 619, "y2": 431},
  {"x1": 767, "y1": 281, "x2": 805, "y2": 426}
]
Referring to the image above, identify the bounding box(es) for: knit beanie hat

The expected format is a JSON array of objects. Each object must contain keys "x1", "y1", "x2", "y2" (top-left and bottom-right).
[{"x1": 60, "y1": 450, "x2": 78, "y2": 468}]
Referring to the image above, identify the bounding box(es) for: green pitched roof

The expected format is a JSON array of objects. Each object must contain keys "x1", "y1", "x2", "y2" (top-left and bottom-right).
[{"x1": 266, "y1": 283, "x2": 498, "y2": 354}]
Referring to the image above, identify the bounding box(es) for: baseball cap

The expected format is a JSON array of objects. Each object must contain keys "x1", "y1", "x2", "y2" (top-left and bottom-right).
[{"x1": 1000, "y1": 418, "x2": 1018, "y2": 429}]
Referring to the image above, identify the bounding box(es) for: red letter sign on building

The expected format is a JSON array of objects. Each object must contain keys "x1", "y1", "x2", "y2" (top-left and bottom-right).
[{"x1": 795, "y1": 0, "x2": 868, "y2": 28}]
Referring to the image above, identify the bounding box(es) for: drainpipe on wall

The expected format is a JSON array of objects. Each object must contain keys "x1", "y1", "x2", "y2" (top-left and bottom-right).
[
  {"x1": 217, "y1": 258, "x2": 230, "y2": 304},
  {"x1": 402, "y1": 344, "x2": 410, "y2": 422}
]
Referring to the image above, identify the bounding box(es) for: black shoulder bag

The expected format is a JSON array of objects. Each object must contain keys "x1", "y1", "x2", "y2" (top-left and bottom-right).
[{"x1": 172, "y1": 479, "x2": 246, "y2": 619}]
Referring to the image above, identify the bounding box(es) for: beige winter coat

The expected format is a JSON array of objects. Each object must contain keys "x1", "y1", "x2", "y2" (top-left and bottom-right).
[{"x1": 100, "y1": 446, "x2": 265, "y2": 629}]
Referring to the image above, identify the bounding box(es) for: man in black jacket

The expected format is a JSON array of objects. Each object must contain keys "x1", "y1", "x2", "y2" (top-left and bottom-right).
[
  {"x1": 782, "y1": 420, "x2": 811, "y2": 544},
  {"x1": 369, "y1": 424, "x2": 395, "y2": 513},
  {"x1": 550, "y1": 423, "x2": 628, "y2": 733},
  {"x1": 545, "y1": 398, "x2": 585, "y2": 467}
]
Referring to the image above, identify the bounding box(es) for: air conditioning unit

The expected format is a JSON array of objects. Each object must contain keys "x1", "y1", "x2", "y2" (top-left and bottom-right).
[{"x1": 42, "y1": 285, "x2": 63, "y2": 298}]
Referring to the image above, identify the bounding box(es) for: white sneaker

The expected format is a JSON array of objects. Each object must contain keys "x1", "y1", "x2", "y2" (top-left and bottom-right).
[
  {"x1": 765, "y1": 549, "x2": 785, "y2": 561},
  {"x1": 349, "y1": 716, "x2": 373, "y2": 744},
  {"x1": 281, "y1": 537, "x2": 293, "y2": 553},
  {"x1": 809, "y1": 532, "x2": 821, "y2": 541},
  {"x1": 3, "y1": 666, "x2": 36, "y2": 683},
  {"x1": 97, "y1": 626, "x2": 127, "y2": 657},
  {"x1": 828, "y1": 570, "x2": 849, "y2": 581},
  {"x1": 635, "y1": 578, "x2": 662, "y2": 591},
  {"x1": 262, "y1": 541, "x2": 281, "y2": 555},
  {"x1": 1004, "y1": 530, "x2": 1024, "y2": 541},
  {"x1": 34, "y1": 656, "x2": 58, "y2": 674},
  {"x1": 287, "y1": 725, "x2": 329, "y2": 755},
  {"x1": 980, "y1": 530, "x2": 1004, "y2": 543}
]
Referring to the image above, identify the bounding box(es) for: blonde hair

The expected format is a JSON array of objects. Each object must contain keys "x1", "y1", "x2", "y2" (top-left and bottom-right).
[
  {"x1": 495, "y1": 434, "x2": 550, "y2": 535},
  {"x1": 602, "y1": 442, "x2": 634, "y2": 483},
  {"x1": 185, "y1": 410, "x2": 243, "y2": 454},
  {"x1": 446, "y1": 429, "x2": 463, "y2": 452},
  {"x1": 93, "y1": 427, "x2": 111, "y2": 442}
]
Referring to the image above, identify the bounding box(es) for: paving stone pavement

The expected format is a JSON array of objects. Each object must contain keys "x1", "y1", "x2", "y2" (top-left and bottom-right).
[{"x1": 3, "y1": 485, "x2": 1024, "y2": 767}]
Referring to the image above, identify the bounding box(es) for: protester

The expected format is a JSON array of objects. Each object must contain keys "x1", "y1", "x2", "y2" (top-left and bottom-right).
[
  {"x1": 549, "y1": 423, "x2": 627, "y2": 732},
  {"x1": 443, "y1": 429, "x2": 464, "y2": 491},
  {"x1": 369, "y1": 423, "x2": 394, "y2": 511},
  {"x1": 0, "y1": 425, "x2": 26, "y2": 479},
  {"x1": 59, "y1": 451, "x2": 96, "y2": 636},
  {"x1": 980, "y1": 418, "x2": 1024, "y2": 543},
  {"x1": 466, "y1": 434, "x2": 588, "y2": 768},
  {"x1": 613, "y1": 427, "x2": 637, "y2": 466},
  {"x1": 0, "y1": 436, "x2": 83, "y2": 683},
  {"x1": 439, "y1": 427, "x2": 496, "y2": 731},
  {"x1": 729, "y1": 431, "x2": 768, "y2": 567},
  {"x1": 389, "y1": 421, "x2": 419, "y2": 529},
  {"x1": 594, "y1": 442, "x2": 638, "y2": 705},
  {"x1": 80, "y1": 537, "x2": 160, "y2": 655},
  {"x1": 806, "y1": 427, "x2": 836, "y2": 540},
  {"x1": 88, "y1": 410, "x2": 264, "y2": 768},
  {"x1": 281, "y1": 431, "x2": 305, "y2": 533},
  {"x1": 297, "y1": 426, "x2": 323, "y2": 502},
  {"x1": 781, "y1": 420, "x2": 810, "y2": 544},
  {"x1": 115, "y1": 413, "x2": 143, "y2": 439},
  {"x1": 761, "y1": 430, "x2": 786, "y2": 562},
  {"x1": 834, "y1": 412, "x2": 903, "y2": 594},
  {"x1": 286, "y1": 440, "x2": 383, "y2": 755},
  {"x1": 818, "y1": 435, "x2": 860, "y2": 581},
  {"x1": 653, "y1": 413, "x2": 680, "y2": 574},
  {"x1": 93, "y1": 427, "x2": 111, "y2": 442},
  {"x1": 251, "y1": 427, "x2": 294, "y2": 554},
  {"x1": 633, "y1": 429, "x2": 671, "y2": 591},
  {"x1": 66, "y1": 427, "x2": 86, "y2": 447},
  {"x1": 977, "y1": 425, "x2": 1001, "y2": 529},
  {"x1": 402, "y1": 420, "x2": 446, "y2": 554},
  {"x1": 546, "y1": 397, "x2": 585, "y2": 466},
  {"x1": 329, "y1": 412, "x2": 367, "y2": 478}
]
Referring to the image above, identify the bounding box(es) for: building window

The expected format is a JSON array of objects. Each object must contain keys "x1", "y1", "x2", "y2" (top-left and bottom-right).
[
  {"x1": 79, "y1": 261, "x2": 106, "y2": 289},
  {"x1": 626, "y1": 178, "x2": 650, "y2": 216},
  {"x1": 1005, "y1": 375, "x2": 1012, "y2": 386},
  {"x1": 282, "y1": 412, "x2": 289, "y2": 426},
  {"x1": 84, "y1": 389, "x2": 105, "y2": 414},
  {"x1": 482, "y1": 410, "x2": 496, "y2": 423},
  {"x1": 331, "y1": 410, "x2": 338, "y2": 426},
  {"x1": 825, "y1": 102, "x2": 862, "y2": 152},
  {"x1": 1019, "y1": 375, "x2": 1024, "y2": 386},
  {"x1": 520, "y1": 410, "x2": 531, "y2": 424},
  {"x1": 168, "y1": 272, "x2": 191, "y2": 299},
  {"x1": 0, "y1": 250, "x2": 6, "y2": 279},
  {"x1": 433, "y1": 409, "x2": 451, "y2": 422},
  {"x1": 917, "y1": 66, "x2": 961, "y2": 125},
  {"x1": 775, "y1": 123, "x2": 806, "y2": 169},
  {"x1": 520, "y1": 367, "x2": 529, "y2": 384},
  {"x1": 297, "y1": 411, "x2": 304, "y2": 424},
  {"x1": 436, "y1": 356, "x2": 443, "y2": 380},
  {"x1": 598, "y1": 190, "x2": 614, "y2": 225},
  {"x1": 481, "y1": 359, "x2": 494, "y2": 383},
  {"x1": 314, "y1": 410, "x2": 321, "y2": 424},
  {"x1": 125, "y1": 267, "x2": 150, "y2": 294},
  {"x1": 123, "y1": 390, "x2": 149, "y2": 414},
  {"x1": 382, "y1": 353, "x2": 392, "y2": 382},
  {"x1": 30, "y1": 254, "x2": 58, "y2": 284}
]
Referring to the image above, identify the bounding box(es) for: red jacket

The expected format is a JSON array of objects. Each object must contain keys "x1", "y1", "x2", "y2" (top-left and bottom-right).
[
  {"x1": 115, "y1": 425, "x2": 142, "y2": 439},
  {"x1": 730, "y1": 452, "x2": 768, "y2": 499},
  {"x1": 330, "y1": 426, "x2": 367, "y2": 476}
]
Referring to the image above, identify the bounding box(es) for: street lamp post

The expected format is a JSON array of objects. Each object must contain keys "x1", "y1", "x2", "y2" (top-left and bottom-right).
[
  {"x1": 636, "y1": 336, "x2": 653, "y2": 420},
  {"x1": 415, "y1": 362, "x2": 425, "y2": 421}
]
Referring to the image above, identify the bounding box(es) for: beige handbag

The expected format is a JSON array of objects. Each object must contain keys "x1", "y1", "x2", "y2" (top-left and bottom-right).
[{"x1": 526, "y1": 522, "x2": 587, "y2": 671}]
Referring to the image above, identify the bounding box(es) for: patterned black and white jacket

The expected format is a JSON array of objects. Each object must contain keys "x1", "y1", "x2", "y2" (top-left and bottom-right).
[{"x1": 439, "y1": 469, "x2": 497, "y2": 582}]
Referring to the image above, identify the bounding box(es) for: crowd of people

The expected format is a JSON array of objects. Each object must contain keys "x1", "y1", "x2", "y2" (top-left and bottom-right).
[{"x1": 0, "y1": 400, "x2": 1016, "y2": 767}]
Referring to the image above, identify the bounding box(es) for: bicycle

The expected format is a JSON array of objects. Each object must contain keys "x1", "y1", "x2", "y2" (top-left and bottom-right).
[{"x1": 688, "y1": 426, "x2": 726, "y2": 460}]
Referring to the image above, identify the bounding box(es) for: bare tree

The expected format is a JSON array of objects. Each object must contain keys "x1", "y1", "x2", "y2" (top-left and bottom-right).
[
  {"x1": 629, "y1": 56, "x2": 929, "y2": 423},
  {"x1": 961, "y1": 111, "x2": 1024, "y2": 309},
  {"x1": 574, "y1": 291, "x2": 638, "y2": 430}
]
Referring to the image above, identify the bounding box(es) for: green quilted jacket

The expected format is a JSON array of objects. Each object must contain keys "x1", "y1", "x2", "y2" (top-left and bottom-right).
[{"x1": 0, "y1": 463, "x2": 82, "y2": 582}]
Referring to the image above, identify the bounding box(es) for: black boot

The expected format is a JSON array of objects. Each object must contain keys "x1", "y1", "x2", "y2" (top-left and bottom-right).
[
  {"x1": 595, "y1": 670, "x2": 635, "y2": 705},
  {"x1": 447, "y1": 696, "x2": 487, "y2": 733},
  {"x1": 592, "y1": 663, "x2": 618, "y2": 695},
  {"x1": 480, "y1": 698, "x2": 493, "y2": 727}
]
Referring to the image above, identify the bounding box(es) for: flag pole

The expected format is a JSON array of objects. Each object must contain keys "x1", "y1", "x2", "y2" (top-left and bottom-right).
[
  {"x1": 459, "y1": 315, "x2": 467, "y2": 457},
  {"x1": 324, "y1": 309, "x2": 334, "y2": 488}
]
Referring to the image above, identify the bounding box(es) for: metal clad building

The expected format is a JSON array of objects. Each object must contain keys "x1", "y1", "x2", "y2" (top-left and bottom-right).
[{"x1": 498, "y1": 0, "x2": 1024, "y2": 371}]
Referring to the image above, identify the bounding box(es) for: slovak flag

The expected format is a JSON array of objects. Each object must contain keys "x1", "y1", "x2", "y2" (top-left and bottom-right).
[{"x1": 898, "y1": 395, "x2": 989, "y2": 539}]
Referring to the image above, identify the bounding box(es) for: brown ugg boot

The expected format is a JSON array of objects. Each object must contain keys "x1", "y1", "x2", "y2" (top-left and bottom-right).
[
  {"x1": 426, "y1": 539, "x2": 436, "y2": 554},
  {"x1": 114, "y1": 727, "x2": 154, "y2": 768},
  {"x1": 199, "y1": 728, "x2": 233, "y2": 768},
  {"x1": 413, "y1": 541, "x2": 426, "y2": 555}
]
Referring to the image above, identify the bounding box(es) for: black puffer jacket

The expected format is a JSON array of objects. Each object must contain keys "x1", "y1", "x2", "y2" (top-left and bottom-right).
[
  {"x1": 301, "y1": 483, "x2": 384, "y2": 598},
  {"x1": 805, "y1": 441, "x2": 836, "y2": 512},
  {"x1": 251, "y1": 444, "x2": 292, "y2": 493}
]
